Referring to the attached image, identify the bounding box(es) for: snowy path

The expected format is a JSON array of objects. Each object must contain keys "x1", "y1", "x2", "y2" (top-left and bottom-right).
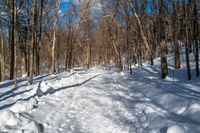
[{"x1": 0, "y1": 64, "x2": 200, "y2": 132}]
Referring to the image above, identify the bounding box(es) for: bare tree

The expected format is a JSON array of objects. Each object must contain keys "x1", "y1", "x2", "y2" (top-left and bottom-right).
[
  {"x1": 194, "y1": 0, "x2": 199, "y2": 77},
  {"x1": 173, "y1": 0, "x2": 180, "y2": 69},
  {"x1": 182, "y1": 0, "x2": 191, "y2": 80},
  {"x1": 29, "y1": 0, "x2": 37, "y2": 84},
  {"x1": 0, "y1": 5, "x2": 5, "y2": 82},
  {"x1": 36, "y1": 0, "x2": 44, "y2": 75},
  {"x1": 129, "y1": 1, "x2": 151, "y2": 57},
  {"x1": 51, "y1": 0, "x2": 61, "y2": 74},
  {"x1": 10, "y1": 0, "x2": 15, "y2": 80},
  {"x1": 13, "y1": 0, "x2": 17, "y2": 88},
  {"x1": 159, "y1": 0, "x2": 168, "y2": 79}
]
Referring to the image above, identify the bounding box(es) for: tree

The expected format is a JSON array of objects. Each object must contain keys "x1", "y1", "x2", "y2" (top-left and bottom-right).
[
  {"x1": 10, "y1": 0, "x2": 15, "y2": 80},
  {"x1": 182, "y1": 0, "x2": 191, "y2": 80},
  {"x1": 109, "y1": 0, "x2": 123, "y2": 71},
  {"x1": 65, "y1": 7, "x2": 75, "y2": 71},
  {"x1": 0, "y1": 5, "x2": 5, "y2": 82},
  {"x1": 129, "y1": 1, "x2": 151, "y2": 65},
  {"x1": 194, "y1": 0, "x2": 199, "y2": 77},
  {"x1": 36, "y1": 0, "x2": 44, "y2": 75},
  {"x1": 173, "y1": 0, "x2": 180, "y2": 69},
  {"x1": 159, "y1": 0, "x2": 168, "y2": 79},
  {"x1": 29, "y1": 0, "x2": 37, "y2": 84},
  {"x1": 51, "y1": 0, "x2": 61, "y2": 74},
  {"x1": 13, "y1": 0, "x2": 17, "y2": 88}
]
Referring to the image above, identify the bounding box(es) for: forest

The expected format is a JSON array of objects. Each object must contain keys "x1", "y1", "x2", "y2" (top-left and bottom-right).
[
  {"x1": 0, "y1": 0, "x2": 199, "y2": 86},
  {"x1": 0, "y1": 0, "x2": 200, "y2": 133}
]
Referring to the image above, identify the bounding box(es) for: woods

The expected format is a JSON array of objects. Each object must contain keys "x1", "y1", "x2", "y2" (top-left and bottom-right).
[{"x1": 0, "y1": 0, "x2": 199, "y2": 85}]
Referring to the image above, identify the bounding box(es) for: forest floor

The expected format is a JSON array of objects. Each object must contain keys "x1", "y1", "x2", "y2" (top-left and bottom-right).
[{"x1": 0, "y1": 55, "x2": 200, "y2": 133}]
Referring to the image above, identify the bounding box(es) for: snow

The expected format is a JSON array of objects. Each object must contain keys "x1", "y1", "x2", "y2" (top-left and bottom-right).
[
  {"x1": 167, "y1": 125, "x2": 186, "y2": 133},
  {"x1": 0, "y1": 110, "x2": 42, "y2": 133},
  {"x1": 0, "y1": 55, "x2": 200, "y2": 133}
]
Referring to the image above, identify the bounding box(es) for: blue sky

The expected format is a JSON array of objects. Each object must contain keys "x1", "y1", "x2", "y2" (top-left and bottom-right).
[{"x1": 60, "y1": 0, "x2": 74, "y2": 13}]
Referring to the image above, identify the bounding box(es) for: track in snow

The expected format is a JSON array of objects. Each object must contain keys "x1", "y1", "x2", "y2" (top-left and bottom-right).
[{"x1": 0, "y1": 64, "x2": 200, "y2": 133}]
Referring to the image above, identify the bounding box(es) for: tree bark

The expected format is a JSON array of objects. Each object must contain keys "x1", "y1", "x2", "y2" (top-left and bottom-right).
[
  {"x1": 51, "y1": 0, "x2": 61, "y2": 74},
  {"x1": 36, "y1": 0, "x2": 44, "y2": 76},
  {"x1": 183, "y1": 0, "x2": 191, "y2": 80},
  {"x1": 10, "y1": 0, "x2": 14, "y2": 80},
  {"x1": 129, "y1": 1, "x2": 151, "y2": 64},
  {"x1": 29, "y1": 0, "x2": 37, "y2": 84},
  {"x1": 159, "y1": 0, "x2": 168, "y2": 79},
  {"x1": 194, "y1": 0, "x2": 199, "y2": 77},
  {"x1": 173, "y1": 0, "x2": 181, "y2": 69},
  {"x1": 0, "y1": 6, "x2": 5, "y2": 82},
  {"x1": 13, "y1": 0, "x2": 17, "y2": 88}
]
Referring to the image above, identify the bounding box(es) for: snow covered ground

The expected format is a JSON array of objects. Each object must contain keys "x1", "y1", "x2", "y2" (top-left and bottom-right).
[{"x1": 0, "y1": 57, "x2": 200, "y2": 133}]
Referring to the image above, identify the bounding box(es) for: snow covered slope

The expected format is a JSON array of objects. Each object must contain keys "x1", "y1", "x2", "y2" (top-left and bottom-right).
[{"x1": 0, "y1": 58, "x2": 200, "y2": 133}]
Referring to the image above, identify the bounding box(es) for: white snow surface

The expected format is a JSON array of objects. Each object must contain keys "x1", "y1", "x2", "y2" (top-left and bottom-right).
[{"x1": 0, "y1": 57, "x2": 200, "y2": 133}]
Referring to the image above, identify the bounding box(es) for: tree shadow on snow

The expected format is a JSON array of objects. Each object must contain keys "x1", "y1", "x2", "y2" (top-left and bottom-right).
[
  {"x1": 0, "y1": 88, "x2": 33, "y2": 102},
  {"x1": 0, "y1": 74, "x2": 100, "y2": 111},
  {"x1": 88, "y1": 72, "x2": 200, "y2": 132}
]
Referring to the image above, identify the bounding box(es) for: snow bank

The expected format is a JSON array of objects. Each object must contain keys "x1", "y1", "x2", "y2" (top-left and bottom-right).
[
  {"x1": 40, "y1": 81, "x2": 52, "y2": 93},
  {"x1": 10, "y1": 98, "x2": 38, "y2": 113},
  {"x1": 167, "y1": 125, "x2": 186, "y2": 133},
  {"x1": 0, "y1": 110, "x2": 43, "y2": 133},
  {"x1": 0, "y1": 97, "x2": 42, "y2": 132},
  {"x1": 184, "y1": 102, "x2": 200, "y2": 123}
]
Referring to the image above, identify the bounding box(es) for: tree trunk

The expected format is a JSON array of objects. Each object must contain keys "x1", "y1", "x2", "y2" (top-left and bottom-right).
[
  {"x1": 194, "y1": 0, "x2": 199, "y2": 77},
  {"x1": 182, "y1": 0, "x2": 191, "y2": 80},
  {"x1": 13, "y1": 0, "x2": 17, "y2": 88},
  {"x1": 173, "y1": 0, "x2": 181, "y2": 69},
  {"x1": 159, "y1": 0, "x2": 168, "y2": 79},
  {"x1": 1, "y1": 35, "x2": 5, "y2": 82},
  {"x1": 10, "y1": 0, "x2": 14, "y2": 80},
  {"x1": 134, "y1": 13, "x2": 151, "y2": 53},
  {"x1": 86, "y1": 38, "x2": 91, "y2": 69},
  {"x1": 36, "y1": 0, "x2": 44, "y2": 76},
  {"x1": 51, "y1": 0, "x2": 61, "y2": 74},
  {"x1": 57, "y1": 37, "x2": 59, "y2": 72},
  {"x1": 0, "y1": 6, "x2": 5, "y2": 82},
  {"x1": 29, "y1": 0, "x2": 37, "y2": 84}
]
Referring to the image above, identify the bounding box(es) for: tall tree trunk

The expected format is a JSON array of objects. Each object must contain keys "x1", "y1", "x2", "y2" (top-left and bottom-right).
[
  {"x1": 1, "y1": 35, "x2": 5, "y2": 82},
  {"x1": 51, "y1": 0, "x2": 61, "y2": 74},
  {"x1": 0, "y1": 6, "x2": 5, "y2": 82},
  {"x1": 13, "y1": 0, "x2": 17, "y2": 88},
  {"x1": 57, "y1": 32, "x2": 60, "y2": 72},
  {"x1": 173, "y1": 0, "x2": 181, "y2": 69},
  {"x1": 29, "y1": 0, "x2": 37, "y2": 84},
  {"x1": 194, "y1": 0, "x2": 199, "y2": 77},
  {"x1": 0, "y1": 20, "x2": 1, "y2": 81},
  {"x1": 129, "y1": 2, "x2": 151, "y2": 64},
  {"x1": 112, "y1": 1, "x2": 123, "y2": 72},
  {"x1": 159, "y1": 0, "x2": 168, "y2": 79},
  {"x1": 183, "y1": 0, "x2": 191, "y2": 80},
  {"x1": 86, "y1": 38, "x2": 91, "y2": 69},
  {"x1": 10, "y1": 0, "x2": 14, "y2": 80},
  {"x1": 36, "y1": 0, "x2": 44, "y2": 76}
]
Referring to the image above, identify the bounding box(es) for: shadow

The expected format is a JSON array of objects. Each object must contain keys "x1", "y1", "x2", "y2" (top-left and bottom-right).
[
  {"x1": 0, "y1": 89, "x2": 15, "y2": 99},
  {"x1": 160, "y1": 126, "x2": 168, "y2": 133},
  {"x1": 0, "y1": 74, "x2": 100, "y2": 111},
  {"x1": 129, "y1": 69, "x2": 200, "y2": 101},
  {"x1": 0, "y1": 74, "x2": 50, "y2": 93},
  {"x1": 162, "y1": 85, "x2": 200, "y2": 101},
  {"x1": 35, "y1": 74, "x2": 100, "y2": 97},
  {"x1": 0, "y1": 88, "x2": 33, "y2": 102},
  {"x1": 53, "y1": 72, "x2": 76, "y2": 81},
  {"x1": 0, "y1": 78, "x2": 27, "y2": 89},
  {"x1": 84, "y1": 71, "x2": 200, "y2": 132}
]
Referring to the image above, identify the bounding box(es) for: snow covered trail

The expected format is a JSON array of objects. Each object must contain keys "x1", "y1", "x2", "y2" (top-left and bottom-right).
[{"x1": 0, "y1": 65, "x2": 200, "y2": 133}]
